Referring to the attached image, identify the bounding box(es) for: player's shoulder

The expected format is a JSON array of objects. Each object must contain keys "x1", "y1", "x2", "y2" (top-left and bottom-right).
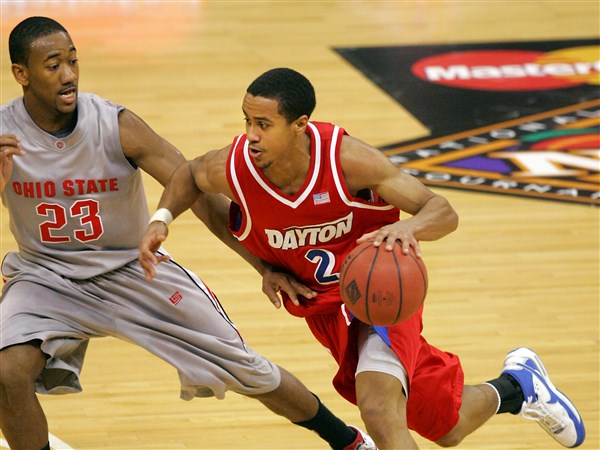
[
  {"x1": 79, "y1": 92, "x2": 124, "y2": 113},
  {"x1": 202, "y1": 145, "x2": 231, "y2": 166},
  {"x1": 0, "y1": 97, "x2": 24, "y2": 130},
  {"x1": 308, "y1": 120, "x2": 348, "y2": 141},
  {"x1": 1, "y1": 96, "x2": 21, "y2": 113},
  {"x1": 308, "y1": 120, "x2": 340, "y2": 132}
]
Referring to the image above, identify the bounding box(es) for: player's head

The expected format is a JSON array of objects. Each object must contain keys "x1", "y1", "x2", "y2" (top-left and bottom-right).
[
  {"x1": 9, "y1": 16, "x2": 79, "y2": 126},
  {"x1": 9, "y1": 16, "x2": 69, "y2": 66},
  {"x1": 247, "y1": 68, "x2": 316, "y2": 123}
]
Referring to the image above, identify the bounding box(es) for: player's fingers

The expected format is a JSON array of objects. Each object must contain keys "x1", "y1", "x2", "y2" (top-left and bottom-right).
[
  {"x1": 290, "y1": 279, "x2": 317, "y2": 299},
  {"x1": 394, "y1": 235, "x2": 420, "y2": 255},
  {"x1": 0, "y1": 133, "x2": 19, "y2": 141},
  {"x1": 142, "y1": 264, "x2": 156, "y2": 282},
  {"x1": 0, "y1": 148, "x2": 24, "y2": 160},
  {"x1": 261, "y1": 283, "x2": 282, "y2": 309},
  {"x1": 277, "y1": 279, "x2": 301, "y2": 306},
  {"x1": 268, "y1": 293, "x2": 282, "y2": 309},
  {"x1": 411, "y1": 240, "x2": 422, "y2": 258},
  {"x1": 356, "y1": 231, "x2": 377, "y2": 245},
  {"x1": 139, "y1": 246, "x2": 158, "y2": 265},
  {"x1": 139, "y1": 255, "x2": 153, "y2": 271},
  {"x1": 373, "y1": 229, "x2": 396, "y2": 248},
  {"x1": 0, "y1": 140, "x2": 24, "y2": 158}
]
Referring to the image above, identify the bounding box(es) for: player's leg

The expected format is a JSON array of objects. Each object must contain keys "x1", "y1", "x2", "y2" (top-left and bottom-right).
[
  {"x1": 110, "y1": 259, "x2": 375, "y2": 449},
  {"x1": 353, "y1": 324, "x2": 417, "y2": 449},
  {"x1": 251, "y1": 366, "x2": 375, "y2": 450},
  {"x1": 437, "y1": 348, "x2": 585, "y2": 448},
  {"x1": 434, "y1": 383, "x2": 498, "y2": 447},
  {"x1": 249, "y1": 365, "x2": 319, "y2": 422},
  {"x1": 0, "y1": 342, "x2": 48, "y2": 450},
  {"x1": 0, "y1": 264, "x2": 105, "y2": 450},
  {"x1": 356, "y1": 370, "x2": 417, "y2": 449}
]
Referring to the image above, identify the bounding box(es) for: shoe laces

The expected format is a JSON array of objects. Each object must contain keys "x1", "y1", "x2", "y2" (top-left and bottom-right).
[{"x1": 520, "y1": 397, "x2": 566, "y2": 434}]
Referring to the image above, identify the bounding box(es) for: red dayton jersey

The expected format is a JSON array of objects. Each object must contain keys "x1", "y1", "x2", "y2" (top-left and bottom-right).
[{"x1": 226, "y1": 121, "x2": 400, "y2": 317}]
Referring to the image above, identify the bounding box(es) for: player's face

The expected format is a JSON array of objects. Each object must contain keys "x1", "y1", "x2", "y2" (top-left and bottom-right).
[
  {"x1": 242, "y1": 93, "x2": 301, "y2": 170},
  {"x1": 15, "y1": 31, "x2": 79, "y2": 127}
]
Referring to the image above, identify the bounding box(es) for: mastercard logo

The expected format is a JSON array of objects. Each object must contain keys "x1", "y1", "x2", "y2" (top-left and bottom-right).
[{"x1": 412, "y1": 46, "x2": 600, "y2": 91}]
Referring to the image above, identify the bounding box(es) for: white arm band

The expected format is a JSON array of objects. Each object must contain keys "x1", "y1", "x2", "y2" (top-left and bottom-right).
[{"x1": 149, "y1": 208, "x2": 174, "y2": 226}]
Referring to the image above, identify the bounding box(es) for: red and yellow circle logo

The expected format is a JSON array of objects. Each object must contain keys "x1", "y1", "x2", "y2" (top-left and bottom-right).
[{"x1": 412, "y1": 46, "x2": 600, "y2": 91}]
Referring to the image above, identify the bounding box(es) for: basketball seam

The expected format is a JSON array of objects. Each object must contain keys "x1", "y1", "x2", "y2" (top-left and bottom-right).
[
  {"x1": 391, "y1": 248, "x2": 403, "y2": 324},
  {"x1": 407, "y1": 252, "x2": 428, "y2": 301},
  {"x1": 364, "y1": 245, "x2": 378, "y2": 324}
]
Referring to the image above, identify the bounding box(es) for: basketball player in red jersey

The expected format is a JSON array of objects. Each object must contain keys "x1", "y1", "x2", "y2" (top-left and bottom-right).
[
  {"x1": 0, "y1": 19, "x2": 376, "y2": 450},
  {"x1": 140, "y1": 68, "x2": 585, "y2": 449}
]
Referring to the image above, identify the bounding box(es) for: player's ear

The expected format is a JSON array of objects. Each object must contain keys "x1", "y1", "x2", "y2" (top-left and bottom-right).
[
  {"x1": 294, "y1": 115, "x2": 309, "y2": 134},
  {"x1": 12, "y1": 63, "x2": 30, "y2": 87}
]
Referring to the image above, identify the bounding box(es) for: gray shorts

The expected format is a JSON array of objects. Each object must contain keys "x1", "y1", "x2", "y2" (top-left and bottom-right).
[{"x1": 0, "y1": 251, "x2": 280, "y2": 400}]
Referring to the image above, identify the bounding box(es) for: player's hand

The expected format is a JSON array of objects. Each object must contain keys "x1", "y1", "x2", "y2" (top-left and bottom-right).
[
  {"x1": 262, "y1": 266, "x2": 317, "y2": 309},
  {"x1": 0, "y1": 134, "x2": 25, "y2": 192},
  {"x1": 138, "y1": 221, "x2": 171, "y2": 281},
  {"x1": 356, "y1": 221, "x2": 421, "y2": 257}
]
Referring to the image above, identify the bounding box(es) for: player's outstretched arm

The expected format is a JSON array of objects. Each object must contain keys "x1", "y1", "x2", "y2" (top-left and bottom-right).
[{"x1": 138, "y1": 159, "x2": 202, "y2": 280}]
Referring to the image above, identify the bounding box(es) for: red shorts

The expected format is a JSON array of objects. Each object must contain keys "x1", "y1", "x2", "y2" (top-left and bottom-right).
[{"x1": 304, "y1": 305, "x2": 464, "y2": 442}]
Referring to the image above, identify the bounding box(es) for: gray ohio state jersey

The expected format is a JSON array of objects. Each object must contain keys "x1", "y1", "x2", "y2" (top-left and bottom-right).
[{"x1": 1, "y1": 93, "x2": 148, "y2": 279}]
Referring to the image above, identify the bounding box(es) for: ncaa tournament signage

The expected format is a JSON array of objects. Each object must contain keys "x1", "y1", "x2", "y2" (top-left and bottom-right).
[{"x1": 335, "y1": 39, "x2": 600, "y2": 205}]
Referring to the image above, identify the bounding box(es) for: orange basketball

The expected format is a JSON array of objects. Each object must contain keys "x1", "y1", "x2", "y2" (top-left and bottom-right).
[{"x1": 339, "y1": 242, "x2": 428, "y2": 326}]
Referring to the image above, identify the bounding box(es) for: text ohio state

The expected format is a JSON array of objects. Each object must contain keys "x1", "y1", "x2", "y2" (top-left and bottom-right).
[
  {"x1": 11, "y1": 178, "x2": 119, "y2": 198},
  {"x1": 265, "y1": 212, "x2": 353, "y2": 249}
]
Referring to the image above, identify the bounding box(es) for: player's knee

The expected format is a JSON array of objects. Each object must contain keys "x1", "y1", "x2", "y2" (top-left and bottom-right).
[
  {"x1": 0, "y1": 345, "x2": 44, "y2": 398},
  {"x1": 435, "y1": 429, "x2": 464, "y2": 448},
  {"x1": 358, "y1": 395, "x2": 403, "y2": 431},
  {"x1": 0, "y1": 361, "x2": 27, "y2": 405}
]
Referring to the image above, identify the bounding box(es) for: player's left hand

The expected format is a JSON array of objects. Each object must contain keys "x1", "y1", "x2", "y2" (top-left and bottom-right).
[
  {"x1": 262, "y1": 266, "x2": 317, "y2": 309},
  {"x1": 138, "y1": 221, "x2": 172, "y2": 281},
  {"x1": 0, "y1": 134, "x2": 25, "y2": 192}
]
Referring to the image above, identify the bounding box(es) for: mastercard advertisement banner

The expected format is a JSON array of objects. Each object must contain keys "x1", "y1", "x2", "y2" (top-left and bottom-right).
[{"x1": 336, "y1": 40, "x2": 599, "y2": 205}]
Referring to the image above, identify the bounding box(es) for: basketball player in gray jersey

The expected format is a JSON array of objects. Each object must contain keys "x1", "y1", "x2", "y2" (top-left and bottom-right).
[{"x1": 0, "y1": 17, "x2": 376, "y2": 450}]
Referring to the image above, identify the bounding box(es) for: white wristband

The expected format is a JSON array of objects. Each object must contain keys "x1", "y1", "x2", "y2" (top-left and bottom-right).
[{"x1": 149, "y1": 208, "x2": 173, "y2": 226}]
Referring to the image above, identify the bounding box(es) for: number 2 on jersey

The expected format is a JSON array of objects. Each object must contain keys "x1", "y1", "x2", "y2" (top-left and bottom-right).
[{"x1": 305, "y1": 248, "x2": 339, "y2": 284}]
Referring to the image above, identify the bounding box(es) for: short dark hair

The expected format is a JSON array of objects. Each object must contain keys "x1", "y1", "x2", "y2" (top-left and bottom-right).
[
  {"x1": 9, "y1": 16, "x2": 69, "y2": 65},
  {"x1": 247, "y1": 68, "x2": 316, "y2": 123}
]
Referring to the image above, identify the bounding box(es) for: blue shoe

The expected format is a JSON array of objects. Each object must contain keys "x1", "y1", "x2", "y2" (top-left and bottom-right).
[{"x1": 502, "y1": 347, "x2": 585, "y2": 448}]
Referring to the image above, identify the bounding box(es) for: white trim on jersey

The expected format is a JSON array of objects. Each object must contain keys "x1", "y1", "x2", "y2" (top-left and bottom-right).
[
  {"x1": 329, "y1": 125, "x2": 396, "y2": 211},
  {"x1": 242, "y1": 122, "x2": 322, "y2": 209},
  {"x1": 229, "y1": 134, "x2": 254, "y2": 241}
]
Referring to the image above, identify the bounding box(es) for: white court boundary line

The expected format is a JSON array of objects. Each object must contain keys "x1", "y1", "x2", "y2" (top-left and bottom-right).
[{"x1": 1, "y1": 433, "x2": 74, "y2": 450}]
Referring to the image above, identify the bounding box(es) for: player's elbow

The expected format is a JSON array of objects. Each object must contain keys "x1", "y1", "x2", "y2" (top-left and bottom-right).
[
  {"x1": 447, "y1": 205, "x2": 459, "y2": 233},
  {"x1": 430, "y1": 195, "x2": 459, "y2": 236}
]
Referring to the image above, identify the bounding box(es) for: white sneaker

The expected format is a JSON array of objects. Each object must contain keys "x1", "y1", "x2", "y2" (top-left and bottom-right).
[
  {"x1": 341, "y1": 426, "x2": 377, "y2": 450},
  {"x1": 502, "y1": 347, "x2": 585, "y2": 447}
]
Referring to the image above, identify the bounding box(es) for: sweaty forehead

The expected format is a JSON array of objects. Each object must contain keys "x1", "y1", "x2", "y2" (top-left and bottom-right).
[{"x1": 29, "y1": 31, "x2": 74, "y2": 61}]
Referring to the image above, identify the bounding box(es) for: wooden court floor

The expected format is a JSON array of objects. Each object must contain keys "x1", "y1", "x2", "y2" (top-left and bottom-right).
[{"x1": 0, "y1": 1, "x2": 598, "y2": 449}]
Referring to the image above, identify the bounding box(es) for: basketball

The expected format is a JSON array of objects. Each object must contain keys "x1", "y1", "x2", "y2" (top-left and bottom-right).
[{"x1": 339, "y1": 242, "x2": 428, "y2": 326}]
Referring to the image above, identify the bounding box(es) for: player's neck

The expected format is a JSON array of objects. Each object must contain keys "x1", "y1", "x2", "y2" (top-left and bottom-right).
[
  {"x1": 23, "y1": 97, "x2": 77, "y2": 135},
  {"x1": 264, "y1": 134, "x2": 311, "y2": 195}
]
